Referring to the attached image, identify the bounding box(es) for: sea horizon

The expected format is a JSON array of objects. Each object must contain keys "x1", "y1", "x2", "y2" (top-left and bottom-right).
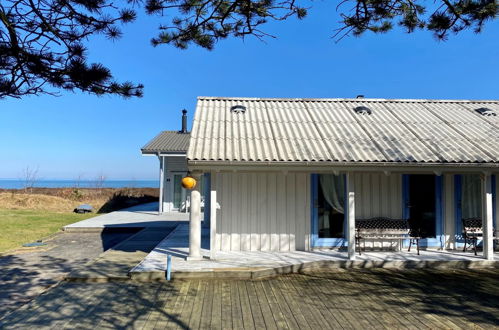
[{"x1": 0, "y1": 179, "x2": 159, "y2": 189}]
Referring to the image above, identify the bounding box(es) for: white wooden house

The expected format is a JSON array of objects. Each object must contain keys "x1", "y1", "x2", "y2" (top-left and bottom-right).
[{"x1": 145, "y1": 97, "x2": 499, "y2": 261}]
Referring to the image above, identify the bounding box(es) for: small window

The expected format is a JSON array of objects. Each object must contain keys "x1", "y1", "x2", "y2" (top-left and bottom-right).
[
  {"x1": 230, "y1": 105, "x2": 247, "y2": 114},
  {"x1": 353, "y1": 106, "x2": 372, "y2": 115},
  {"x1": 475, "y1": 107, "x2": 497, "y2": 116}
]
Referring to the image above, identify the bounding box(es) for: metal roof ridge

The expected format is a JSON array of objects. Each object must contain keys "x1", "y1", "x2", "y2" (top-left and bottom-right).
[{"x1": 196, "y1": 96, "x2": 499, "y2": 103}]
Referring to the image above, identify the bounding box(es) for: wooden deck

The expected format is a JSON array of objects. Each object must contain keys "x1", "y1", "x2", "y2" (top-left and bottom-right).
[{"x1": 1, "y1": 269, "x2": 498, "y2": 329}]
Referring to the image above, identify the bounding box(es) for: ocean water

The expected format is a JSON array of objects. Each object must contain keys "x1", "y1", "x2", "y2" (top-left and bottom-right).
[{"x1": 0, "y1": 179, "x2": 159, "y2": 189}]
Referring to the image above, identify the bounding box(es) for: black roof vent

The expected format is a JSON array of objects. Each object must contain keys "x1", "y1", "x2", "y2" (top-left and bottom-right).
[
  {"x1": 356, "y1": 95, "x2": 365, "y2": 99},
  {"x1": 353, "y1": 106, "x2": 372, "y2": 115},
  {"x1": 180, "y1": 109, "x2": 188, "y2": 133},
  {"x1": 230, "y1": 105, "x2": 247, "y2": 114},
  {"x1": 475, "y1": 107, "x2": 496, "y2": 116}
]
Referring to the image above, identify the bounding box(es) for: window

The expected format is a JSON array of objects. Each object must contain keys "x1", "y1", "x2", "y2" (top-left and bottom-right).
[
  {"x1": 461, "y1": 174, "x2": 482, "y2": 219},
  {"x1": 317, "y1": 174, "x2": 345, "y2": 238}
]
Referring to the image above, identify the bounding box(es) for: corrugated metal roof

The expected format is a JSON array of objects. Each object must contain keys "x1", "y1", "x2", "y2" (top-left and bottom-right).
[
  {"x1": 142, "y1": 131, "x2": 190, "y2": 154},
  {"x1": 187, "y1": 97, "x2": 499, "y2": 164}
]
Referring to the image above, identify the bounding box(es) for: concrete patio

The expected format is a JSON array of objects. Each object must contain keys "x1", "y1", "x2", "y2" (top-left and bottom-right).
[{"x1": 63, "y1": 202, "x2": 192, "y2": 231}]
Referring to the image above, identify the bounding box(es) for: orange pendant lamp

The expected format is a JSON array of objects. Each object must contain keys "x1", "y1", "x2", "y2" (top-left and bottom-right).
[{"x1": 181, "y1": 175, "x2": 197, "y2": 190}]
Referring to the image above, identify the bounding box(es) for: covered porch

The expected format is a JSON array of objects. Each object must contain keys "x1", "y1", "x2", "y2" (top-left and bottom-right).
[
  {"x1": 131, "y1": 222, "x2": 498, "y2": 280},
  {"x1": 183, "y1": 166, "x2": 497, "y2": 263}
]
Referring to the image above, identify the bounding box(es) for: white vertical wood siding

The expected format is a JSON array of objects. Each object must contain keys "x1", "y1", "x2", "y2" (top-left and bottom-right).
[
  {"x1": 212, "y1": 172, "x2": 311, "y2": 252},
  {"x1": 212, "y1": 172, "x2": 403, "y2": 252},
  {"x1": 352, "y1": 173, "x2": 403, "y2": 250},
  {"x1": 164, "y1": 156, "x2": 188, "y2": 172},
  {"x1": 353, "y1": 173, "x2": 403, "y2": 219}
]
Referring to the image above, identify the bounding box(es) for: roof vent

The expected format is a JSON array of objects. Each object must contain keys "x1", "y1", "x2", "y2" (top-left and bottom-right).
[
  {"x1": 475, "y1": 107, "x2": 497, "y2": 116},
  {"x1": 356, "y1": 95, "x2": 365, "y2": 99},
  {"x1": 230, "y1": 105, "x2": 247, "y2": 114},
  {"x1": 180, "y1": 109, "x2": 188, "y2": 133},
  {"x1": 353, "y1": 106, "x2": 372, "y2": 115}
]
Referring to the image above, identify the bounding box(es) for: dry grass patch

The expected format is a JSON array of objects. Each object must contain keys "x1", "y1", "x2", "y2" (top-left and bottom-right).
[{"x1": 0, "y1": 192, "x2": 80, "y2": 212}]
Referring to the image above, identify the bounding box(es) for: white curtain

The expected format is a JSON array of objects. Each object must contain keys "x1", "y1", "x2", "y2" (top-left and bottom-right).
[
  {"x1": 320, "y1": 174, "x2": 345, "y2": 214},
  {"x1": 462, "y1": 174, "x2": 481, "y2": 219}
]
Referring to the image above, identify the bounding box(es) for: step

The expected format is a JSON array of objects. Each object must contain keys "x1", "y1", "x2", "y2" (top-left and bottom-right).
[{"x1": 66, "y1": 226, "x2": 176, "y2": 282}]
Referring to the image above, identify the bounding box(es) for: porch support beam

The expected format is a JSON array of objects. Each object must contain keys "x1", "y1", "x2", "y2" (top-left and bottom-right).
[
  {"x1": 210, "y1": 188, "x2": 217, "y2": 260},
  {"x1": 482, "y1": 173, "x2": 494, "y2": 260},
  {"x1": 158, "y1": 156, "x2": 164, "y2": 214},
  {"x1": 346, "y1": 173, "x2": 356, "y2": 260},
  {"x1": 187, "y1": 172, "x2": 203, "y2": 261}
]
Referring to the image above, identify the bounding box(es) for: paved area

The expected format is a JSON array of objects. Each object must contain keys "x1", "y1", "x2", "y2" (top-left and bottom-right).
[
  {"x1": 63, "y1": 202, "x2": 193, "y2": 230},
  {"x1": 67, "y1": 226, "x2": 176, "y2": 282},
  {"x1": 1, "y1": 269, "x2": 498, "y2": 329},
  {"x1": 131, "y1": 223, "x2": 499, "y2": 280},
  {"x1": 0, "y1": 229, "x2": 139, "y2": 317}
]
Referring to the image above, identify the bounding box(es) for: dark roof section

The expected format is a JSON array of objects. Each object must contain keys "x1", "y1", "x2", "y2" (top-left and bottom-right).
[{"x1": 141, "y1": 131, "x2": 190, "y2": 154}]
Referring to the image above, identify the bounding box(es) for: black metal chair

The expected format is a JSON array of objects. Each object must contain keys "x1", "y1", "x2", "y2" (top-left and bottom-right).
[{"x1": 462, "y1": 217, "x2": 483, "y2": 256}]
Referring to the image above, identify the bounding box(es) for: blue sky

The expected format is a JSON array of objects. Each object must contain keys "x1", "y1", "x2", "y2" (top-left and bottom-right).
[{"x1": 1, "y1": 2, "x2": 498, "y2": 180}]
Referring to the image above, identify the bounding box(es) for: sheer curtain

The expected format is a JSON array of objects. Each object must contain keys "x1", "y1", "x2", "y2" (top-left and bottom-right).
[
  {"x1": 462, "y1": 174, "x2": 481, "y2": 219},
  {"x1": 320, "y1": 174, "x2": 345, "y2": 214}
]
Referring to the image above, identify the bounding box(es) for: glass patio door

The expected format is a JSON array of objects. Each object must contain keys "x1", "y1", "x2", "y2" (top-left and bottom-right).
[
  {"x1": 455, "y1": 174, "x2": 496, "y2": 246},
  {"x1": 173, "y1": 174, "x2": 187, "y2": 210},
  {"x1": 311, "y1": 174, "x2": 346, "y2": 248}
]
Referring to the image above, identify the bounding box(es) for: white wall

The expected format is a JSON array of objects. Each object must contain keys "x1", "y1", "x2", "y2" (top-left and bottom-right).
[
  {"x1": 211, "y1": 171, "x2": 403, "y2": 252},
  {"x1": 351, "y1": 173, "x2": 403, "y2": 219},
  {"x1": 210, "y1": 171, "x2": 498, "y2": 252},
  {"x1": 212, "y1": 172, "x2": 311, "y2": 252}
]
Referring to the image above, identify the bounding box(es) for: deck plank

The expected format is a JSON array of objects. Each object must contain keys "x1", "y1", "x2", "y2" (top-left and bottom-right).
[
  {"x1": 187, "y1": 280, "x2": 207, "y2": 329},
  {"x1": 274, "y1": 276, "x2": 310, "y2": 329},
  {"x1": 245, "y1": 281, "x2": 268, "y2": 329},
  {"x1": 253, "y1": 280, "x2": 278, "y2": 329},
  {"x1": 238, "y1": 280, "x2": 256, "y2": 329},
  {"x1": 199, "y1": 280, "x2": 215, "y2": 329},
  {"x1": 260, "y1": 280, "x2": 289, "y2": 329},
  {"x1": 230, "y1": 280, "x2": 244, "y2": 330},
  {"x1": 158, "y1": 280, "x2": 190, "y2": 329},
  {"x1": 220, "y1": 280, "x2": 232, "y2": 329},
  {"x1": 1, "y1": 269, "x2": 497, "y2": 330}
]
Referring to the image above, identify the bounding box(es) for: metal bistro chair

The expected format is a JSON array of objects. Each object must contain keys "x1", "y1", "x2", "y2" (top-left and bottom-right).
[{"x1": 462, "y1": 217, "x2": 484, "y2": 256}]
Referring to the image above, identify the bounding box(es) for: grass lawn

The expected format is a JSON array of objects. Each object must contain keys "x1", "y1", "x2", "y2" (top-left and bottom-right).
[{"x1": 0, "y1": 209, "x2": 95, "y2": 253}]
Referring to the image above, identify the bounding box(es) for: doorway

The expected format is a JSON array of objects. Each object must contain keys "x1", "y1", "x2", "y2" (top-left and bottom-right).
[
  {"x1": 311, "y1": 174, "x2": 346, "y2": 248},
  {"x1": 408, "y1": 175, "x2": 436, "y2": 237},
  {"x1": 403, "y1": 174, "x2": 443, "y2": 247}
]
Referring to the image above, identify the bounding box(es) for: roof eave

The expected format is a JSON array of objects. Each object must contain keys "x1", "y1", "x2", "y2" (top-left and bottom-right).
[
  {"x1": 187, "y1": 160, "x2": 499, "y2": 173},
  {"x1": 142, "y1": 150, "x2": 187, "y2": 155}
]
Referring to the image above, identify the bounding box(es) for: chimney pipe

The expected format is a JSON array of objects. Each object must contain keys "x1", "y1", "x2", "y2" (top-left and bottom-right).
[{"x1": 181, "y1": 109, "x2": 188, "y2": 133}]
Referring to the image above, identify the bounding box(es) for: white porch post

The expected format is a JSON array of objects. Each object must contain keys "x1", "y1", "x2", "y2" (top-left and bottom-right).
[
  {"x1": 346, "y1": 172, "x2": 356, "y2": 260},
  {"x1": 210, "y1": 189, "x2": 217, "y2": 260},
  {"x1": 482, "y1": 173, "x2": 494, "y2": 260},
  {"x1": 158, "y1": 156, "x2": 164, "y2": 214},
  {"x1": 187, "y1": 172, "x2": 203, "y2": 261}
]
